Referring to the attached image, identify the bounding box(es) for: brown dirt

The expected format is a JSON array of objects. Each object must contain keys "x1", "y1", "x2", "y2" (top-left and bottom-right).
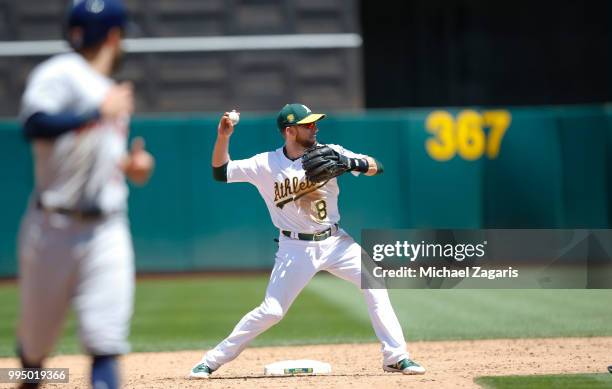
[{"x1": 1, "y1": 337, "x2": 610, "y2": 389}]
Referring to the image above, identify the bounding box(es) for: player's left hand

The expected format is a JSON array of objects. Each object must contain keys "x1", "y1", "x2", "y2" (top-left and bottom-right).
[
  {"x1": 302, "y1": 144, "x2": 351, "y2": 183},
  {"x1": 124, "y1": 137, "x2": 155, "y2": 185}
]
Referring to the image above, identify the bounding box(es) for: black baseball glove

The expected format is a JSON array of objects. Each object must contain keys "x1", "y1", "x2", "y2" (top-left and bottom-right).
[{"x1": 301, "y1": 144, "x2": 351, "y2": 183}]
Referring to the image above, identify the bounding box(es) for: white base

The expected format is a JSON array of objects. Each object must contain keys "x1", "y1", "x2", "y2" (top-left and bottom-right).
[{"x1": 264, "y1": 359, "x2": 332, "y2": 376}]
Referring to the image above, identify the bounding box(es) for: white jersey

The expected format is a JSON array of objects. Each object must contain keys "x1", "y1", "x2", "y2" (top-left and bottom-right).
[
  {"x1": 201, "y1": 144, "x2": 411, "y2": 374},
  {"x1": 227, "y1": 144, "x2": 365, "y2": 232},
  {"x1": 20, "y1": 52, "x2": 129, "y2": 213}
]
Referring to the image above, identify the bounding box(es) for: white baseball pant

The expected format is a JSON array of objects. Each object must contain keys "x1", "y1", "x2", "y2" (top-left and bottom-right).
[
  {"x1": 18, "y1": 208, "x2": 134, "y2": 363},
  {"x1": 203, "y1": 229, "x2": 409, "y2": 370}
]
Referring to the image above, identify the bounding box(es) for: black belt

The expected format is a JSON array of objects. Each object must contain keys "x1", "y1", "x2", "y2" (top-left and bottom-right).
[
  {"x1": 36, "y1": 199, "x2": 104, "y2": 220},
  {"x1": 281, "y1": 224, "x2": 338, "y2": 241}
]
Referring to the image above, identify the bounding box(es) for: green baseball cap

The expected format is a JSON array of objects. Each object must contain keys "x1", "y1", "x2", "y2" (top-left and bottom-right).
[{"x1": 276, "y1": 103, "x2": 326, "y2": 130}]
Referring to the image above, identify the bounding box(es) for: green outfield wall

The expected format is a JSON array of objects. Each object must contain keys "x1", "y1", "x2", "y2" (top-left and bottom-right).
[{"x1": 0, "y1": 105, "x2": 610, "y2": 276}]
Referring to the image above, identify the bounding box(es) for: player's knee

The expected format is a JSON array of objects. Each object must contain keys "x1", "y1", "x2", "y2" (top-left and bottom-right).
[
  {"x1": 362, "y1": 288, "x2": 392, "y2": 310},
  {"x1": 259, "y1": 299, "x2": 285, "y2": 323}
]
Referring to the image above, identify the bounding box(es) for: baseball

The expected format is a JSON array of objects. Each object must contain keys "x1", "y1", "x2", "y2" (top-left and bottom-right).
[{"x1": 229, "y1": 110, "x2": 240, "y2": 126}]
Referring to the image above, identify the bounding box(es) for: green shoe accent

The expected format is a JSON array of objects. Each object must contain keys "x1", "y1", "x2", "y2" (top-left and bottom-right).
[
  {"x1": 192, "y1": 364, "x2": 211, "y2": 374},
  {"x1": 395, "y1": 359, "x2": 421, "y2": 370},
  {"x1": 190, "y1": 363, "x2": 214, "y2": 377},
  {"x1": 384, "y1": 358, "x2": 426, "y2": 374}
]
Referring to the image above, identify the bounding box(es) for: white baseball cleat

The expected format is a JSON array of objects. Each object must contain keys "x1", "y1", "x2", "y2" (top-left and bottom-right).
[
  {"x1": 189, "y1": 362, "x2": 214, "y2": 378},
  {"x1": 383, "y1": 358, "x2": 426, "y2": 375}
]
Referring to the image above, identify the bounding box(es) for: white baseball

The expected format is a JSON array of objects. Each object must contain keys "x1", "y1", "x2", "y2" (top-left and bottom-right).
[{"x1": 228, "y1": 110, "x2": 240, "y2": 126}]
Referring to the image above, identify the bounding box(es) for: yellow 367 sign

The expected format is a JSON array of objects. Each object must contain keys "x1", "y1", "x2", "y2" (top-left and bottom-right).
[{"x1": 425, "y1": 110, "x2": 511, "y2": 161}]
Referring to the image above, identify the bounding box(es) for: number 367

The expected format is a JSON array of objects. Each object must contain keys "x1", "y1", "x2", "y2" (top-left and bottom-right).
[{"x1": 425, "y1": 110, "x2": 511, "y2": 161}]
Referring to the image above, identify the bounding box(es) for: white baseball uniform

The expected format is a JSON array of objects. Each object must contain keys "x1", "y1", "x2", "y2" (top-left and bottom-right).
[
  {"x1": 18, "y1": 52, "x2": 134, "y2": 362},
  {"x1": 202, "y1": 144, "x2": 410, "y2": 370}
]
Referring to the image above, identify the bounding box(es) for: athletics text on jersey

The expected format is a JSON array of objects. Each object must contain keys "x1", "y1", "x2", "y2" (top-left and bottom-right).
[{"x1": 227, "y1": 144, "x2": 364, "y2": 233}]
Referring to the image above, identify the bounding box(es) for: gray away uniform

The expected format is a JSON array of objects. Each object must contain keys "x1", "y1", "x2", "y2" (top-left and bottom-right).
[{"x1": 18, "y1": 52, "x2": 134, "y2": 362}]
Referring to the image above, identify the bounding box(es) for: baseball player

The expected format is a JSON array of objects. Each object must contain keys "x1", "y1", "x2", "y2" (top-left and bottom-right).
[
  {"x1": 190, "y1": 103, "x2": 425, "y2": 378},
  {"x1": 16, "y1": 1, "x2": 154, "y2": 388}
]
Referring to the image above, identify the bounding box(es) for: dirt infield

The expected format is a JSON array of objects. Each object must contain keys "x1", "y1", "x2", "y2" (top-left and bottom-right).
[{"x1": 1, "y1": 337, "x2": 610, "y2": 388}]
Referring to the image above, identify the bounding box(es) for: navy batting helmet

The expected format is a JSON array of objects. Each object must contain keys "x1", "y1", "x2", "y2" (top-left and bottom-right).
[{"x1": 66, "y1": 0, "x2": 128, "y2": 50}]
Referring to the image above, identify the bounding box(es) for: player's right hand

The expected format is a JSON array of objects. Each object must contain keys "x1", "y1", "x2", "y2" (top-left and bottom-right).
[
  {"x1": 101, "y1": 82, "x2": 134, "y2": 119},
  {"x1": 218, "y1": 112, "x2": 236, "y2": 138}
]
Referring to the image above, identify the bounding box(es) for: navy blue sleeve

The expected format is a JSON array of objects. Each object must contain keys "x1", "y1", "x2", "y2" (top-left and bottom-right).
[{"x1": 23, "y1": 110, "x2": 101, "y2": 140}]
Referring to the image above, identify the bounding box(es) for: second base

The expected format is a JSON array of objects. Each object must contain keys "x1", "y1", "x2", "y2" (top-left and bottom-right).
[{"x1": 264, "y1": 359, "x2": 332, "y2": 376}]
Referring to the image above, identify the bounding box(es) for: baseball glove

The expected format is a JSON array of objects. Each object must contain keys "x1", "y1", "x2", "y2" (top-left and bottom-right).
[{"x1": 301, "y1": 144, "x2": 351, "y2": 183}]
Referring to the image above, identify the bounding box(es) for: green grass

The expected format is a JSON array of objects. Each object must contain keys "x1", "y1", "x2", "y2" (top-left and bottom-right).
[
  {"x1": 475, "y1": 373, "x2": 612, "y2": 389},
  {"x1": 1, "y1": 275, "x2": 612, "y2": 357}
]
